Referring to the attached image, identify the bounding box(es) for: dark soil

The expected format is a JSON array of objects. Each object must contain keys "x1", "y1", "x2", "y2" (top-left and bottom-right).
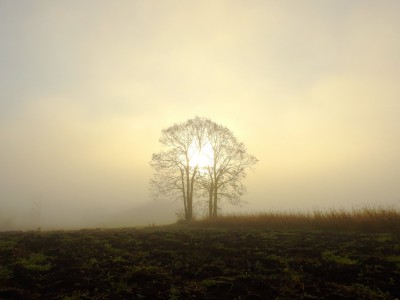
[{"x1": 0, "y1": 227, "x2": 399, "y2": 299}]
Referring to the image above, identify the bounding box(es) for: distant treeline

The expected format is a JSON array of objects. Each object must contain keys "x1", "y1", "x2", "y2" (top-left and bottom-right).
[{"x1": 188, "y1": 207, "x2": 400, "y2": 233}]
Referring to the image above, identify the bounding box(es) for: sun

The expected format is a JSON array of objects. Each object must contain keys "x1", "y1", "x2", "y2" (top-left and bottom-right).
[{"x1": 188, "y1": 142, "x2": 214, "y2": 169}]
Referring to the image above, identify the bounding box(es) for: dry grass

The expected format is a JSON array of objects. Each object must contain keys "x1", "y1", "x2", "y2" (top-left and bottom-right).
[{"x1": 190, "y1": 207, "x2": 400, "y2": 232}]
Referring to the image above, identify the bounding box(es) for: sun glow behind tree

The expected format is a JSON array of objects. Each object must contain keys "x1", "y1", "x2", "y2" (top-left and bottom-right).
[{"x1": 188, "y1": 141, "x2": 214, "y2": 171}]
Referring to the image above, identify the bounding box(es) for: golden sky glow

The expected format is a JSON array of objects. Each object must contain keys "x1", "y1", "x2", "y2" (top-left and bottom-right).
[{"x1": 1, "y1": 1, "x2": 399, "y2": 228}]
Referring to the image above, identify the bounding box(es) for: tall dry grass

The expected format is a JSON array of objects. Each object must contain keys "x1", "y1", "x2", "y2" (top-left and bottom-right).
[{"x1": 190, "y1": 207, "x2": 400, "y2": 232}]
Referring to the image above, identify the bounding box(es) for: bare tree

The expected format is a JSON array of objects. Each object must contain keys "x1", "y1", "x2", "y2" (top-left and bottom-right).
[
  {"x1": 200, "y1": 120, "x2": 258, "y2": 217},
  {"x1": 150, "y1": 117, "x2": 257, "y2": 220},
  {"x1": 150, "y1": 117, "x2": 207, "y2": 221}
]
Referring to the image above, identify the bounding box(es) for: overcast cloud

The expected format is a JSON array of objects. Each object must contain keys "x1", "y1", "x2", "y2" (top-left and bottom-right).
[{"x1": 1, "y1": 0, "x2": 399, "y2": 229}]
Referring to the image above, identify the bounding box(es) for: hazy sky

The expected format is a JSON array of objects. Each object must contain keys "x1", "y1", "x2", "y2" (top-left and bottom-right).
[{"x1": 1, "y1": 0, "x2": 400, "y2": 228}]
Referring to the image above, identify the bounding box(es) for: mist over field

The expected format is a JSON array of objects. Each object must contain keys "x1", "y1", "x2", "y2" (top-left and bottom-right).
[{"x1": 1, "y1": 1, "x2": 400, "y2": 230}]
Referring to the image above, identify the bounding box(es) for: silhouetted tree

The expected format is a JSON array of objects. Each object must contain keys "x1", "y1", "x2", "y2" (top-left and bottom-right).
[
  {"x1": 150, "y1": 117, "x2": 257, "y2": 220},
  {"x1": 150, "y1": 117, "x2": 207, "y2": 220},
  {"x1": 200, "y1": 120, "x2": 258, "y2": 217}
]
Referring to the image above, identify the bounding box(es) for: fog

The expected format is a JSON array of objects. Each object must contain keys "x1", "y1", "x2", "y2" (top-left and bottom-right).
[{"x1": 1, "y1": 1, "x2": 400, "y2": 230}]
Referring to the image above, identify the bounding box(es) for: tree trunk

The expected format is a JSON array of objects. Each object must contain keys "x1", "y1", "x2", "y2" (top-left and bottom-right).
[
  {"x1": 212, "y1": 184, "x2": 218, "y2": 217},
  {"x1": 188, "y1": 167, "x2": 197, "y2": 221},
  {"x1": 183, "y1": 194, "x2": 187, "y2": 219},
  {"x1": 180, "y1": 169, "x2": 188, "y2": 219},
  {"x1": 185, "y1": 164, "x2": 192, "y2": 221},
  {"x1": 187, "y1": 200, "x2": 192, "y2": 220},
  {"x1": 208, "y1": 185, "x2": 213, "y2": 217}
]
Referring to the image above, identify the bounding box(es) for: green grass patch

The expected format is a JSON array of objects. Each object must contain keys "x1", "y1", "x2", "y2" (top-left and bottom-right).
[{"x1": 322, "y1": 250, "x2": 358, "y2": 265}]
